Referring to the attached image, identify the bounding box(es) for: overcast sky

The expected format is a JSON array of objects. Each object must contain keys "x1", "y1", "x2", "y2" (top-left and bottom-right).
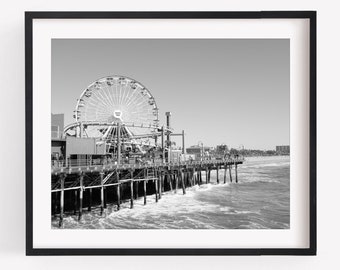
[{"x1": 52, "y1": 39, "x2": 289, "y2": 150}]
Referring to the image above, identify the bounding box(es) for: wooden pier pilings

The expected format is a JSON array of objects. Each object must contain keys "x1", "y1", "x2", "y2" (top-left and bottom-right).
[{"x1": 51, "y1": 159, "x2": 244, "y2": 227}]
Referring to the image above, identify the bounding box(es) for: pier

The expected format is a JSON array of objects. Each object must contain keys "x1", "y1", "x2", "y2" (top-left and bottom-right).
[
  {"x1": 51, "y1": 158, "x2": 243, "y2": 227},
  {"x1": 50, "y1": 75, "x2": 245, "y2": 227}
]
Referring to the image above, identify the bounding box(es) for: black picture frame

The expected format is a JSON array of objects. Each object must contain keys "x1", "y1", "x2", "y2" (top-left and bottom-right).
[{"x1": 25, "y1": 11, "x2": 317, "y2": 256}]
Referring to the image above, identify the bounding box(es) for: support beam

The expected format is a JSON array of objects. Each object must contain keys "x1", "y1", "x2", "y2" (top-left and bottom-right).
[
  {"x1": 186, "y1": 171, "x2": 190, "y2": 187},
  {"x1": 117, "y1": 122, "x2": 121, "y2": 165},
  {"x1": 224, "y1": 164, "x2": 227, "y2": 184},
  {"x1": 130, "y1": 180, "x2": 134, "y2": 209},
  {"x1": 161, "y1": 126, "x2": 165, "y2": 164},
  {"x1": 235, "y1": 163, "x2": 238, "y2": 183},
  {"x1": 100, "y1": 172, "x2": 105, "y2": 215},
  {"x1": 191, "y1": 169, "x2": 194, "y2": 186},
  {"x1": 175, "y1": 172, "x2": 178, "y2": 193},
  {"x1": 154, "y1": 168, "x2": 158, "y2": 202},
  {"x1": 143, "y1": 169, "x2": 147, "y2": 205},
  {"x1": 129, "y1": 170, "x2": 134, "y2": 209},
  {"x1": 78, "y1": 173, "x2": 83, "y2": 220},
  {"x1": 169, "y1": 173, "x2": 173, "y2": 191},
  {"x1": 116, "y1": 171, "x2": 120, "y2": 210},
  {"x1": 143, "y1": 181, "x2": 147, "y2": 205},
  {"x1": 135, "y1": 180, "x2": 139, "y2": 199},
  {"x1": 206, "y1": 169, "x2": 208, "y2": 184},
  {"x1": 53, "y1": 192, "x2": 58, "y2": 217},
  {"x1": 165, "y1": 112, "x2": 171, "y2": 163},
  {"x1": 180, "y1": 170, "x2": 186, "y2": 195},
  {"x1": 104, "y1": 187, "x2": 107, "y2": 209},
  {"x1": 162, "y1": 171, "x2": 165, "y2": 193},
  {"x1": 216, "y1": 167, "x2": 219, "y2": 184},
  {"x1": 186, "y1": 170, "x2": 192, "y2": 187},
  {"x1": 88, "y1": 188, "x2": 92, "y2": 211},
  {"x1": 73, "y1": 189, "x2": 77, "y2": 215},
  {"x1": 155, "y1": 178, "x2": 158, "y2": 203},
  {"x1": 59, "y1": 174, "x2": 65, "y2": 228},
  {"x1": 183, "y1": 171, "x2": 186, "y2": 187},
  {"x1": 159, "y1": 171, "x2": 162, "y2": 199}
]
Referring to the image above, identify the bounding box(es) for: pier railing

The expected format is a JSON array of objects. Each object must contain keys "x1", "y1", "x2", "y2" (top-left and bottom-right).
[{"x1": 51, "y1": 157, "x2": 245, "y2": 175}]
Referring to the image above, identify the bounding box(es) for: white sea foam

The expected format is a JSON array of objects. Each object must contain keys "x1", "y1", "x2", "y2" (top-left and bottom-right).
[
  {"x1": 53, "y1": 182, "x2": 237, "y2": 229},
  {"x1": 239, "y1": 177, "x2": 281, "y2": 184},
  {"x1": 241, "y1": 162, "x2": 290, "y2": 169}
]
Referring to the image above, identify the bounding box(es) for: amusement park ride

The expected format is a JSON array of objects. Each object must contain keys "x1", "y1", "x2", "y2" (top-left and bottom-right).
[{"x1": 62, "y1": 75, "x2": 177, "y2": 165}]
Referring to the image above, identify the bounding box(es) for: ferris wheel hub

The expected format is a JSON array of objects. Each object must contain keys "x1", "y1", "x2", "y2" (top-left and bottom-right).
[{"x1": 113, "y1": 110, "x2": 122, "y2": 119}]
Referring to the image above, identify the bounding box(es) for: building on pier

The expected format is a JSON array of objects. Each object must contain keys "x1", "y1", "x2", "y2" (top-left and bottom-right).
[
  {"x1": 186, "y1": 145, "x2": 213, "y2": 160},
  {"x1": 51, "y1": 113, "x2": 64, "y2": 139}
]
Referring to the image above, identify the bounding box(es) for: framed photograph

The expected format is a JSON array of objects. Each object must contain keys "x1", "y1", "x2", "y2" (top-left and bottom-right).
[{"x1": 26, "y1": 11, "x2": 316, "y2": 255}]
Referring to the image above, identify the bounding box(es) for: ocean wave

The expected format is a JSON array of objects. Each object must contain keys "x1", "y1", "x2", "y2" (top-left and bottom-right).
[
  {"x1": 241, "y1": 162, "x2": 290, "y2": 169},
  {"x1": 52, "y1": 182, "x2": 235, "y2": 229},
  {"x1": 234, "y1": 175, "x2": 280, "y2": 184}
]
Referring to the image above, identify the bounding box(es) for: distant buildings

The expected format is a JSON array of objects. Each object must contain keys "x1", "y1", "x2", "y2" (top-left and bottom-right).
[
  {"x1": 184, "y1": 143, "x2": 291, "y2": 158},
  {"x1": 276, "y1": 145, "x2": 290, "y2": 155}
]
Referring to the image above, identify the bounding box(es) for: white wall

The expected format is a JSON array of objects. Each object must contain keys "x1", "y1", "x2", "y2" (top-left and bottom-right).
[{"x1": 0, "y1": 0, "x2": 337, "y2": 268}]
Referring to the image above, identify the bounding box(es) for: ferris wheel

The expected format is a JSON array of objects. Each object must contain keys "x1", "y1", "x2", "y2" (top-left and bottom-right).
[{"x1": 65, "y1": 75, "x2": 160, "y2": 148}]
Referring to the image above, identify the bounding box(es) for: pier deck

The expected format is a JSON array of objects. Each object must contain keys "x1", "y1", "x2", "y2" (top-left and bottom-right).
[
  {"x1": 51, "y1": 158, "x2": 244, "y2": 227},
  {"x1": 52, "y1": 158, "x2": 243, "y2": 175}
]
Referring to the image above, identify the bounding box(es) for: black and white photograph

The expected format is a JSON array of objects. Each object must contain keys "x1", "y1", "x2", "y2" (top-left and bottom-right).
[{"x1": 51, "y1": 38, "x2": 290, "y2": 230}]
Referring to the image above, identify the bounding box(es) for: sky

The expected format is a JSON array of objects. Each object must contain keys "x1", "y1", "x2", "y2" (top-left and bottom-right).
[{"x1": 52, "y1": 39, "x2": 289, "y2": 150}]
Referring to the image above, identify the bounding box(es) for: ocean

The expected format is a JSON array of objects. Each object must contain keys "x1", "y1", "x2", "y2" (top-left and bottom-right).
[{"x1": 52, "y1": 156, "x2": 290, "y2": 229}]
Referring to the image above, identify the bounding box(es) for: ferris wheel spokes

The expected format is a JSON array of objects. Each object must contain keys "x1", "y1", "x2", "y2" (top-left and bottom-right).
[{"x1": 66, "y1": 75, "x2": 160, "y2": 151}]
